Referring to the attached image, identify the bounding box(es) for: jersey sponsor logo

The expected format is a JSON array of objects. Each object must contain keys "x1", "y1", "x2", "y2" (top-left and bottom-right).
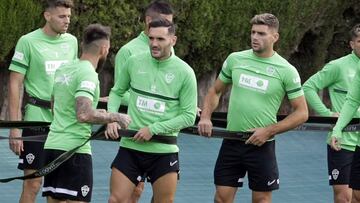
[
  {"x1": 136, "y1": 96, "x2": 165, "y2": 114},
  {"x1": 165, "y1": 73, "x2": 175, "y2": 84},
  {"x1": 80, "y1": 81, "x2": 96, "y2": 92},
  {"x1": 238, "y1": 74, "x2": 269, "y2": 91},
  {"x1": 292, "y1": 77, "x2": 301, "y2": 84},
  {"x1": 170, "y1": 160, "x2": 178, "y2": 166},
  {"x1": 331, "y1": 169, "x2": 339, "y2": 180},
  {"x1": 45, "y1": 60, "x2": 68, "y2": 75},
  {"x1": 26, "y1": 153, "x2": 35, "y2": 164},
  {"x1": 13, "y1": 51, "x2": 24, "y2": 61},
  {"x1": 81, "y1": 185, "x2": 90, "y2": 197},
  {"x1": 55, "y1": 74, "x2": 72, "y2": 86}
]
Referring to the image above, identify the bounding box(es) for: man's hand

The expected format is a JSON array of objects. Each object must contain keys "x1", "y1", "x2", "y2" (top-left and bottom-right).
[
  {"x1": 330, "y1": 136, "x2": 342, "y2": 151},
  {"x1": 115, "y1": 113, "x2": 131, "y2": 129},
  {"x1": 245, "y1": 127, "x2": 272, "y2": 146},
  {"x1": 9, "y1": 128, "x2": 23, "y2": 155},
  {"x1": 197, "y1": 118, "x2": 213, "y2": 137},
  {"x1": 133, "y1": 127, "x2": 152, "y2": 142},
  {"x1": 105, "y1": 122, "x2": 121, "y2": 139}
]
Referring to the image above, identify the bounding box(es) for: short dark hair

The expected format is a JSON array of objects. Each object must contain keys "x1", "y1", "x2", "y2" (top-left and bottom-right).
[
  {"x1": 145, "y1": 0, "x2": 174, "y2": 18},
  {"x1": 44, "y1": 0, "x2": 74, "y2": 10},
  {"x1": 149, "y1": 18, "x2": 175, "y2": 34},
  {"x1": 250, "y1": 13, "x2": 279, "y2": 32},
  {"x1": 82, "y1": 24, "x2": 111, "y2": 47},
  {"x1": 350, "y1": 24, "x2": 360, "y2": 40}
]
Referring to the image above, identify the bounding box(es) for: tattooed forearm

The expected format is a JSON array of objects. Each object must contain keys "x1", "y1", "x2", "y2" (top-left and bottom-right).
[{"x1": 76, "y1": 96, "x2": 118, "y2": 124}]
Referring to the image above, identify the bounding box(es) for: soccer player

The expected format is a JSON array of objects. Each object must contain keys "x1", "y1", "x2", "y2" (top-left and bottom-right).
[
  {"x1": 42, "y1": 23, "x2": 131, "y2": 203},
  {"x1": 304, "y1": 24, "x2": 360, "y2": 203},
  {"x1": 198, "y1": 13, "x2": 308, "y2": 203},
  {"x1": 8, "y1": 1, "x2": 77, "y2": 202},
  {"x1": 106, "y1": 19, "x2": 197, "y2": 203}
]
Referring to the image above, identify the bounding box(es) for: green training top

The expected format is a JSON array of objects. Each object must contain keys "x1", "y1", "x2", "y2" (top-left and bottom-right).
[
  {"x1": 303, "y1": 52, "x2": 360, "y2": 151},
  {"x1": 332, "y1": 61, "x2": 360, "y2": 147},
  {"x1": 108, "y1": 52, "x2": 197, "y2": 153},
  {"x1": 9, "y1": 28, "x2": 78, "y2": 122},
  {"x1": 45, "y1": 60, "x2": 99, "y2": 154},
  {"x1": 114, "y1": 31, "x2": 149, "y2": 105},
  {"x1": 219, "y1": 49, "x2": 303, "y2": 136}
]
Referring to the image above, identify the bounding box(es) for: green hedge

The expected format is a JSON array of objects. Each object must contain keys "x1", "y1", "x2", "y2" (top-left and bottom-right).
[{"x1": 0, "y1": 0, "x2": 358, "y2": 77}]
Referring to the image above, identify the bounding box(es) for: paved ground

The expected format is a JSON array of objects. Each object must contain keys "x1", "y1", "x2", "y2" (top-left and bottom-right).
[{"x1": 0, "y1": 129, "x2": 331, "y2": 202}]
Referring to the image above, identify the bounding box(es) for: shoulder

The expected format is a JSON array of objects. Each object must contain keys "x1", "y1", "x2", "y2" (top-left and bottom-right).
[{"x1": 327, "y1": 54, "x2": 352, "y2": 66}]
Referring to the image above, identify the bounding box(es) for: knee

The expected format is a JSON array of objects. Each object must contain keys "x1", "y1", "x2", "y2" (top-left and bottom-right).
[
  {"x1": 108, "y1": 195, "x2": 120, "y2": 203},
  {"x1": 353, "y1": 191, "x2": 360, "y2": 203},
  {"x1": 23, "y1": 178, "x2": 42, "y2": 194},
  {"x1": 335, "y1": 193, "x2": 351, "y2": 203}
]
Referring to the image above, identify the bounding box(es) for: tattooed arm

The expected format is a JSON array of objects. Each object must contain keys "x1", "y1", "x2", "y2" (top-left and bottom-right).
[{"x1": 76, "y1": 96, "x2": 130, "y2": 128}]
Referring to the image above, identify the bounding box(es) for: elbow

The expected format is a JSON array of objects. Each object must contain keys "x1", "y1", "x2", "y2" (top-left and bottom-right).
[
  {"x1": 300, "y1": 109, "x2": 309, "y2": 124},
  {"x1": 77, "y1": 112, "x2": 91, "y2": 123}
]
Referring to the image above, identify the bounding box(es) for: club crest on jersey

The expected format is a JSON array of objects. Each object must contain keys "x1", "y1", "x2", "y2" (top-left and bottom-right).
[
  {"x1": 55, "y1": 74, "x2": 72, "y2": 86},
  {"x1": 238, "y1": 74, "x2": 269, "y2": 92},
  {"x1": 266, "y1": 67, "x2": 275, "y2": 75},
  {"x1": 81, "y1": 185, "x2": 90, "y2": 197},
  {"x1": 165, "y1": 73, "x2": 175, "y2": 84},
  {"x1": 26, "y1": 153, "x2": 35, "y2": 164}
]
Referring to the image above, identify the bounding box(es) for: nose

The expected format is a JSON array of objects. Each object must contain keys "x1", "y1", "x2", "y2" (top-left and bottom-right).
[{"x1": 65, "y1": 17, "x2": 70, "y2": 24}]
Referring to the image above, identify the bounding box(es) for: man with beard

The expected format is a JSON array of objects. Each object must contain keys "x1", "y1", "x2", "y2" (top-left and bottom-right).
[
  {"x1": 7, "y1": 1, "x2": 77, "y2": 202},
  {"x1": 42, "y1": 23, "x2": 131, "y2": 203},
  {"x1": 198, "y1": 13, "x2": 308, "y2": 203},
  {"x1": 304, "y1": 24, "x2": 360, "y2": 203},
  {"x1": 106, "y1": 19, "x2": 197, "y2": 203}
]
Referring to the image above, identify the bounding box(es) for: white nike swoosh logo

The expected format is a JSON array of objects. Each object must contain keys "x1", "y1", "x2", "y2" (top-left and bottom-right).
[
  {"x1": 267, "y1": 180, "x2": 276, "y2": 186},
  {"x1": 170, "y1": 160, "x2": 178, "y2": 166}
]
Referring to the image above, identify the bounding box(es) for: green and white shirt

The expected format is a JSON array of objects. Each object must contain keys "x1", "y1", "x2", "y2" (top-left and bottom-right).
[
  {"x1": 9, "y1": 28, "x2": 78, "y2": 122},
  {"x1": 219, "y1": 49, "x2": 303, "y2": 135},
  {"x1": 45, "y1": 60, "x2": 99, "y2": 154},
  {"x1": 304, "y1": 52, "x2": 360, "y2": 151},
  {"x1": 108, "y1": 52, "x2": 197, "y2": 153}
]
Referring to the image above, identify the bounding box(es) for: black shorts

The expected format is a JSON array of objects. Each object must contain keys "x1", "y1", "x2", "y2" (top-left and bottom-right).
[
  {"x1": 214, "y1": 139, "x2": 279, "y2": 191},
  {"x1": 350, "y1": 146, "x2": 360, "y2": 190},
  {"x1": 18, "y1": 127, "x2": 49, "y2": 170},
  {"x1": 327, "y1": 145, "x2": 354, "y2": 185},
  {"x1": 42, "y1": 149, "x2": 93, "y2": 202},
  {"x1": 111, "y1": 147, "x2": 179, "y2": 185}
]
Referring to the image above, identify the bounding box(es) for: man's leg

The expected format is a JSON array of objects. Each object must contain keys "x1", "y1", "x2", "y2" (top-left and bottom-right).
[
  {"x1": 252, "y1": 191, "x2": 272, "y2": 203},
  {"x1": 46, "y1": 196, "x2": 66, "y2": 203},
  {"x1": 20, "y1": 169, "x2": 42, "y2": 203},
  {"x1": 352, "y1": 190, "x2": 360, "y2": 203},
  {"x1": 333, "y1": 185, "x2": 352, "y2": 203},
  {"x1": 128, "y1": 182, "x2": 145, "y2": 203},
  {"x1": 152, "y1": 172, "x2": 177, "y2": 203},
  {"x1": 214, "y1": 185, "x2": 237, "y2": 203},
  {"x1": 108, "y1": 168, "x2": 136, "y2": 203}
]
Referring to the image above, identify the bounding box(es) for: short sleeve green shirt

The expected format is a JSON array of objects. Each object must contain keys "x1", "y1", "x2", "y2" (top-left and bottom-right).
[
  {"x1": 45, "y1": 60, "x2": 99, "y2": 154},
  {"x1": 9, "y1": 28, "x2": 78, "y2": 122},
  {"x1": 219, "y1": 50, "x2": 303, "y2": 133}
]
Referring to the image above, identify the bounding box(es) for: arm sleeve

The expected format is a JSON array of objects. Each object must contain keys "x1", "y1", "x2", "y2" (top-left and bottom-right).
[
  {"x1": 148, "y1": 69, "x2": 198, "y2": 135},
  {"x1": 114, "y1": 47, "x2": 131, "y2": 105},
  {"x1": 9, "y1": 36, "x2": 30, "y2": 74},
  {"x1": 108, "y1": 59, "x2": 131, "y2": 113},
  {"x1": 74, "y1": 69, "x2": 99, "y2": 101},
  {"x1": 218, "y1": 55, "x2": 233, "y2": 84},
  {"x1": 303, "y1": 63, "x2": 339, "y2": 116},
  {"x1": 332, "y1": 69, "x2": 360, "y2": 137},
  {"x1": 283, "y1": 66, "x2": 304, "y2": 100}
]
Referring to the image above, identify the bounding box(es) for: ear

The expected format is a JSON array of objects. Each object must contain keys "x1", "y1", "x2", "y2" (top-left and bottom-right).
[
  {"x1": 350, "y1": 40, "x2": 355, "y2": 50},
  {"x1": 44, "y1": 11, "x2": 51, "y2": 22},
  {"x1": 171, "y1": 35, "x2": 177, "y2": 47},
  {"x1": 273, "y1": 32, "x2": 279, "y2": 43},
  {"x1": 145, "y1": 16, "x2": 152, "y2": 33}
]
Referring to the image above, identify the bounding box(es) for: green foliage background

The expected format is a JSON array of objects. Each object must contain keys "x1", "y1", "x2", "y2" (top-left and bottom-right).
[{"x1": 0, "y1": 0, "x2": 359, "y2": 111}]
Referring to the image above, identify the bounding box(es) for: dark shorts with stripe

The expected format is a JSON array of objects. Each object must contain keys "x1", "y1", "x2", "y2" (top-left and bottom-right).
[
  {"x1": 42, "y1": 149, "x2": 93, "y2": 202},
  {"x1": 350, "y1": 146, "x2": 360, "y2": 190},
  {"x1": 111, "y1": 147, "x2": 179, "y2": 185},
  {"x1": 327, "y1": 144, "x2": 354, "y2": 185},
  {"x1": 214, "y1": 139, "x2": 279, "y2": 191},
  {"x1": 18, "y1": 127, "x2": 49, "y2": 170}
]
